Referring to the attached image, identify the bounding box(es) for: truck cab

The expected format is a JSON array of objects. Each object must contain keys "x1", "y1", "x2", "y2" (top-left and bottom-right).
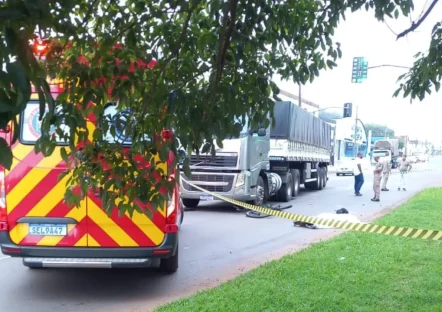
[
  {"x1": 180, "y1": 101, "x2": 331, "y2": 208},
  {"x1": 179, "y1": 116, "x2": 270, "y2": 208}
]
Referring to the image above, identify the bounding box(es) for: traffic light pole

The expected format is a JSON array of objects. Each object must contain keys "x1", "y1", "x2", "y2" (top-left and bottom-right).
[{"x1": 353, "y1": 104, "x2": 358, "y2": 158}]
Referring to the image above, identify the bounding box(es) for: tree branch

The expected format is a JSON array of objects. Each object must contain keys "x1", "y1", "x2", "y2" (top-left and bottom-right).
[{"x1": 396, "y1": 0, "x2": 439, "y2": 39}]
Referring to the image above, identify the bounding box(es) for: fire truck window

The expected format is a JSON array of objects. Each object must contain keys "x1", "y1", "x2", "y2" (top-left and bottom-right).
[
  {"x1": 20, "y1": 102, "x2": 70, "y2": 145},
  {"x1": 103, "y1": 104, "x2": 151, "y2": 145}
]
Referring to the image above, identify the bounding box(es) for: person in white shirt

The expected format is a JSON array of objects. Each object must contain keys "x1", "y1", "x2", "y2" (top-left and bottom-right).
[{"x1": 353, "y1": 153, "x2": 364, "y2": 196}]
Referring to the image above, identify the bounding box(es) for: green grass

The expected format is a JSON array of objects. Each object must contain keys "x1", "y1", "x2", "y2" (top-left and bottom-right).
[{"x1": 156, "y1": 188, "x2": 442, "y2": 312}]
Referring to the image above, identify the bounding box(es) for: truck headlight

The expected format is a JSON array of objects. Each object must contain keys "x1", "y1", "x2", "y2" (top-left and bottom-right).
[{"x1": 236, "y1": 173, "x2": 245, "y2": 187}]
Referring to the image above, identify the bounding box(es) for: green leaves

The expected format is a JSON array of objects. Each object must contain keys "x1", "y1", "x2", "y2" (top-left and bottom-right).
[
  {"x1": 0, "y1": 0, "x2": 439, "y2": 218},
  {"x1": 0, "y1": 137, "x2": 13, "y2": 170},
  {"x1": 393, "y1": 20, "x2": 442, "y2": 101}
]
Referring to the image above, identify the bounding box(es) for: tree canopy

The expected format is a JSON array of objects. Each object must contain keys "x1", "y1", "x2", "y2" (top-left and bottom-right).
[
  {"x1": 364, "y1": 123, "x2": 395, "y2": 138},
  {"x1": 0, "y1": 0, "x2": 440, "y2": 215}
]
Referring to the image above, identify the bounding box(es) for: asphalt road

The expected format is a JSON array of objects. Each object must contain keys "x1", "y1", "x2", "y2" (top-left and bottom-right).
[{"x1": 1, "y1": 157, "x2": 441, "y2": 312}]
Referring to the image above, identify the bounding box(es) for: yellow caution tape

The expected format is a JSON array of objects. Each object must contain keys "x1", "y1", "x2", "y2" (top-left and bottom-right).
[
  {"x1": 181, "y1": 172, "x2": 442, "y2": 241},
  {"x1": 389, "y1": 168, "x2": 436, "y2": 175}
]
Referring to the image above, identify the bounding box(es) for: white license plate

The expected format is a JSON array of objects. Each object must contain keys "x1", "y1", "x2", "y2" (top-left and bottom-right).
[
  {"x1": 200, "y1": 194, "x2": 214, "y2": 201},
  {"x1": 29, "y1": 224, "x2": 67, "y2": 236}
]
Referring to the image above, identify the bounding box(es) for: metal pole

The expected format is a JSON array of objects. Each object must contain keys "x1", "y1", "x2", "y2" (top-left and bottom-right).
[
  {"x1": 367, "y1": 130, "x2": 372, "y2": 160},
  {"x1": 353, "y1": 105, "x2": 358, "y2": 157},
  {"x1": 298, "y1": 82, "x2": 302, "y2": 108}
]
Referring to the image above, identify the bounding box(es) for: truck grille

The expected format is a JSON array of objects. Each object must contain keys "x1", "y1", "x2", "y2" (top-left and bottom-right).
[
  {"x1": 182, "y1": 174, "x2": 234, "y2": 192},
  {"x1": 189, "y1": 155, "x2": 238, "y2": 167}
]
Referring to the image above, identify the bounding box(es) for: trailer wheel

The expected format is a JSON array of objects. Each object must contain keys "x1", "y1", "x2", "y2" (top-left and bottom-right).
[
  {"x1": 317, "y1": 168, "x2": 324, "y2": 190},
  {"x1": 290, "y1": 169, "x2": 300, "y2": 197},
  {"x1": 182, "y1": 198, "x2": 200, "y2": 209},
  {"x1": 277, "y1": 172, "x2": 292, "y2": 202},
  {"x1": 322, "y1": 168, "x2": 328, "y2": 188}
]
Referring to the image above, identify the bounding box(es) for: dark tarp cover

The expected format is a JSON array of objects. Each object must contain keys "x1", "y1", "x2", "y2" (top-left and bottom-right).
[{"x1": 270, "y1": 101, "x2": 332, "y2": 149}]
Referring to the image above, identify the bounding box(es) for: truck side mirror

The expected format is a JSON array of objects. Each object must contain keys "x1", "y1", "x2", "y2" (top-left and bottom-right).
[{"x1": 257, "y1": 128, "x2": 266, "y2": 136}]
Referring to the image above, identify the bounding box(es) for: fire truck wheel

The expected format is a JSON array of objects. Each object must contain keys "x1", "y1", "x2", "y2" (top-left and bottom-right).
[{"x1": 159, "y1": 247, "x2": 179, "y2": 274}]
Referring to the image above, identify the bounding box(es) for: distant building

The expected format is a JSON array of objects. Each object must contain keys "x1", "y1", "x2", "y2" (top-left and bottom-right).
[{"x1": 333, "y1": 118, "x2": 368, "y2": 162}]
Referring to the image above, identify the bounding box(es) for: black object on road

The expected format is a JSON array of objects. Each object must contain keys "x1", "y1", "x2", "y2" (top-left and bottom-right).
[{"x1": 237, "y1": 204, "x2": 293, "y2": 219}]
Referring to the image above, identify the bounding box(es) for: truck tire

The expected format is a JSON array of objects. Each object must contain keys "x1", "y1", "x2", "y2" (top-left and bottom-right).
[
  {"x1": 290, "y1": 169, "x2": 300, "y2": 197},
  {"x1": 253, "y1": 175, "x2": 267, "y2": 206},
  {"x1": 317, "y1": 168, "x2": 324, "y2": 190},
  {"x1": 322, "y1": 167, "x2": 328, "y2": 188},
  {"x1": 305, "y1": 170, "x2": 321, "y2": 190},
  {"x1": 182, "y1": 198, "x2": 200, "y2": 209},
  {"x1": 159, "y1": 247, "x2": 179, "y2": 274},
  {"x1": 277, "y1": 172, "x2": 292, "y2": 202}
]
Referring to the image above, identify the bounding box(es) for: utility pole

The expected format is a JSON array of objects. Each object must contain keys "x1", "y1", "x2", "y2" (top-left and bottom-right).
[
  {"x1": 298, "y1": 82, "x2": 302, "y2": 108},
  {"x1": 353, "y1": 104, "x2": 358, "y2": 157}
]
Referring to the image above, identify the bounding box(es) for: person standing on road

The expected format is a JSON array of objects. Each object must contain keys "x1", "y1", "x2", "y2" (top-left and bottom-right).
[
  {"x1": 398, "y1": 155, "x2": 412, "y2": 191},
  {"x1": 381, "y1": 158, "x2": 392, "y2": 191},
  {"x1": 372, "y1": 156, "x2": 383, "y2": 202},
  {"x1": 353, "y1": 152, "x2": 364, "y2": 196}
]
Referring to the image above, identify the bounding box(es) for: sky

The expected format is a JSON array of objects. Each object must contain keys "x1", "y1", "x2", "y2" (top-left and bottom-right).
[{"x1": 273, "y1": 2, "x2": 442, "y2": 144}]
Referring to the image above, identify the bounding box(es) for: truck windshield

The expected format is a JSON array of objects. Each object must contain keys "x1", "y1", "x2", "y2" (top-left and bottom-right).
[
  {"x1": 230, "y1": 115, "x2": 249, "y2": 139},
  {"x1": 20, "y1": 101, "x2": 70, "y2": 145}
]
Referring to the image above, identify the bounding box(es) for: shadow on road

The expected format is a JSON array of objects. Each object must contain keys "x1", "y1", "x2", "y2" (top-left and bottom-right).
[{"x1": 23, "y1": 267, "x2": 178, "y2": 304}]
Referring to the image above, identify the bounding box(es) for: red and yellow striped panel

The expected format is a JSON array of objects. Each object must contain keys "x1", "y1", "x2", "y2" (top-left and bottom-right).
[
  {"x1": 6, "y1": 144, "x2": 88, "y2": 247},
  {"x1": 5, "y1": 129, "x2": 167, "y2": 248}
]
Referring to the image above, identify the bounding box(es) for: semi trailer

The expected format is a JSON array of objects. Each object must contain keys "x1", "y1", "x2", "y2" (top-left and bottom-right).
[{"x1": 179, "y1": 101, "x2": 332, "y2": 208}]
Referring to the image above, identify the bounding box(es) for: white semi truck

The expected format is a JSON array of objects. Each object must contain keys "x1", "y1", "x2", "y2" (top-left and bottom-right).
[
  {"x1": 179, "y1": 101, "x2": 332, "y2": 208},
  {"x1": 372, "y1": 139, "x2": 399, "y2": 169}
]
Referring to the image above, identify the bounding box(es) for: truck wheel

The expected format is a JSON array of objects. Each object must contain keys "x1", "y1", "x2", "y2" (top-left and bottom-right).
[
  {"x1": 253, "y1": 175, "x2": 267, "y2": 206},
  {"x1": 322, "y1": 168, "x2": 328, "y2": 188},
  {"x1": 182, "y1": 198, "x2": 200, "y2": 209},
  {"x1": 277, "y1": 172, "x2": 292, "y2": 202},
  {"x1": 290, "y1": 169, "x2": 300, "y2": 197},
  {"x1": 317, "y1": 168, "x2": 324, "y2": 190},
  {"x1": 159, "y1": 247, "x2": 179, "y2": 274}
]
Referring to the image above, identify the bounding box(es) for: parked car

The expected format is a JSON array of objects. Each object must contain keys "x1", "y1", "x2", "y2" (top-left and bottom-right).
[
  {"x1": 336, "y1": 161, "x2": 354, "y2": 176},
  {"x1": 413, "y1": 152, "x2": 429, "y2": 162}
]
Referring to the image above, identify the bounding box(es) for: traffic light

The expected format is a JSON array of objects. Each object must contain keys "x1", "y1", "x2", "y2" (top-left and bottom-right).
[
  {"x1": 343, "y1": 103, "x2": 352, "y2": 118},
  {"x1": 351, "y1": 57, "x2": 368, "y2": 83}
]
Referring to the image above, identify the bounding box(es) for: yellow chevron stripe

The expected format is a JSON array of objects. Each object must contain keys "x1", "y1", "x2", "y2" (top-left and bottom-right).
[
  {"x1": 422, "y1": 231, "x2": 433, "y2": 240},
  {"x1": 129, "y1": 211, "x2": 165, "y2": 245},
  {"x1": 24, "y1": 174, "x2": 70, "y2": 218},
  {"x1": 402, "y1": 228, "x2": 413, "y2": 237},
  {"x1": 88, "y1": 234, "x2": 100, "y2": 247},
  {"x1": 9, "y1": 144, "x2": 35, "y2": 172},
  {"x1": 433, "y1": 232, "x2": 442, "y2": 241},
  {"x1": 9, "y1": 224, "x2": 29, "y2": 244},
  {"x1": 412, "y1": 229, "x2": 423, "y2": 238},
  {"x1": 87, "y1": 200, "x2": 138, "y2": 247},
  {"x1": 74, "y1": 234, "x2": 88, "y2": 247},
  {"x1": 111, "y1": 194, "x2": 165, "y2": 246},
  {"x1": 7, "y1": 153, "x2": 64, "y2": 213},
  {"x1": 385, "y1": 226, "x2": 396, "y2": 236},
  {"x1": 393, "y1": 227, "x2": 405, "y2": 236}
]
